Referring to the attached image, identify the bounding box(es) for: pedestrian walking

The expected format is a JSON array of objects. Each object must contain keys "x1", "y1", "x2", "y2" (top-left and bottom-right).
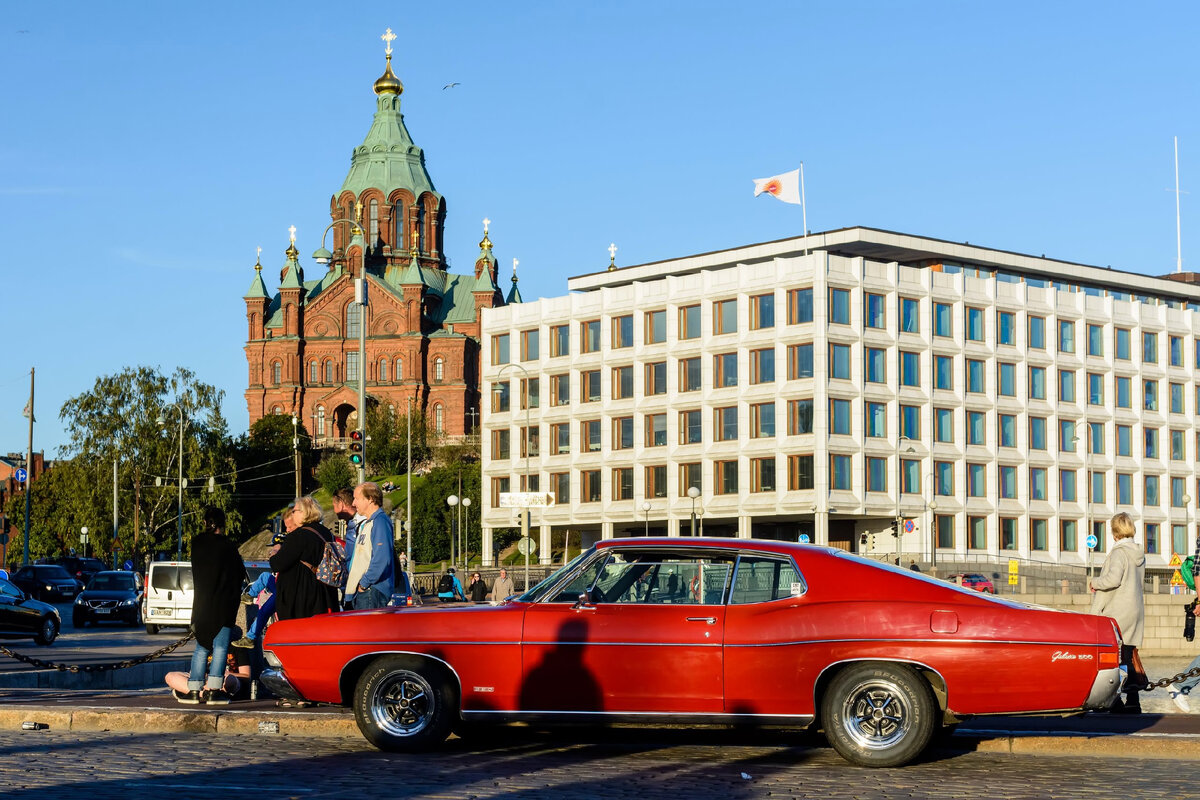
[
  {"x1": 178, "y1": 506, "x2": 243, "y2": 705},
  {"x1": 437, "y1": 567, "x2": 465, "y2": 602},
  {"x1": 467, "y1": 571, "x2": 488, "y2": 602},
  {"x1": 343, "y1": 481, "x2": 396, "y2": 609},
  {"x1": 1090, "y1": 511, "x2": 1147, "y2": 713},
  {"x1": 270, "y1": 497, "x2": 339, "y2": 621},
  {"x1": 491, "y1": 567, "x2": 516, "y2": 602},
  {"x1": 332, "y1": 487, "x2": 358, "y2": 545}
]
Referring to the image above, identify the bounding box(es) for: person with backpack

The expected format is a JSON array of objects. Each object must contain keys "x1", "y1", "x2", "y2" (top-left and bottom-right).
[
  {"x1": 437, "y1": 567, "x2": 465, "y2": 602},
  {"x1": 344, "y1": 481, "x2": 395, "y2": 610},
  {"x1": 270, "y1": 497, "x2": 339, "y2": 620}
]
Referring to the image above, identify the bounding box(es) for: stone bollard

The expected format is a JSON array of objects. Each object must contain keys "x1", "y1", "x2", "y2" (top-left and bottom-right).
[{"x1": 1060, "y1": 579, "x2": 1070, "y2": 595}]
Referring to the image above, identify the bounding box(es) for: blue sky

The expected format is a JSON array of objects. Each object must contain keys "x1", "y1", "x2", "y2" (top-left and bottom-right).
[{"x1": 2, "y1": 1, "x2": 1198, "y2": 456}]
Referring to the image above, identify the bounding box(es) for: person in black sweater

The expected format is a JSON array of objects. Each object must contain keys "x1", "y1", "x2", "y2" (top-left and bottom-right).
[
  {"x1": 179, "y1": 506, "x2": 243, "y2": 705},
  {"x1": 270, "y1": 496, "x2": 339, "y2": 621}
]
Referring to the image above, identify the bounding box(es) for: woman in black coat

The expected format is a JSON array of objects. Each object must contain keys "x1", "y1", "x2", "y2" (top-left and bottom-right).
[{"x1": 270, "y1": 497, "x2": 339, "y2": 621}]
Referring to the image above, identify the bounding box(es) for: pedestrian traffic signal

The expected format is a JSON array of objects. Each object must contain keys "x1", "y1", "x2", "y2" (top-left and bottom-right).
[{"x1": 349, "y1": 429, "x2": 364, "y2": 465}]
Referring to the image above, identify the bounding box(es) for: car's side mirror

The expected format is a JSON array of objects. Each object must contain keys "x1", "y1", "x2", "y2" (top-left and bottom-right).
[{"x1": 572, "y1": 591, "x2": 597, "y2": 610}]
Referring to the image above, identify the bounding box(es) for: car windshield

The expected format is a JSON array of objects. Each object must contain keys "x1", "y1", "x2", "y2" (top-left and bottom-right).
[
  {"x1": 518, "y1": 549, "x2": 594, "y2": 603},
  {"x1": 87, "y1": 573, "x2": 137, "y2": 592},
  {"x1": 80, "y1": 559, "x2": 106, "y2": 571},
  {"x1": 37, "y1": 566, "x2": 73, "y2": 580}
]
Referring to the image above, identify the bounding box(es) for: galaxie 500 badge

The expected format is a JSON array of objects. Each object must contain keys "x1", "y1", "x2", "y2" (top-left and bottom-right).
[{"x1": 1052, "y1": 651, "x2": 1094, "y2": 662}]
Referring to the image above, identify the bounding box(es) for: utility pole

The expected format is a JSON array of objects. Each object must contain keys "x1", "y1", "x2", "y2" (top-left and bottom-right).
[
  {"x1": 23, "y1": 367, "x2": 34, "y2": 567},
  {"x1": 292, "y1": 415, "x2": 301, "y2": 499},
  {"x1": 113, "y1": 458, "x2": 119, "y2": 567},
  {"x1": 406, "y1": 397, "x2": 412, "y2": 561},
  {"x1": 355, "y1": 277, "x2": 368, "y2": 484}
]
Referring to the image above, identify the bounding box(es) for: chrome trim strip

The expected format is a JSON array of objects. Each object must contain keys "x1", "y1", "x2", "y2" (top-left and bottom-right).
[
  {"x1": 460, "y1": 709, "x2": 816, "y2": 723},
  {"x1": 275, "y1": 640, "x2": 722, "y2": 648},
  {"x1": 726, "y1": 637, "x2": 1111, "y2": 648},
  {"x1": 273, "y1": 636, "x2": 1110, "y2": 649}
]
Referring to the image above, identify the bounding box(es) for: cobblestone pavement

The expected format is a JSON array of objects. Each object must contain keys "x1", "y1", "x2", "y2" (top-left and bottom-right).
[{"x1": 0, "y1": 727, "x2": 1194, "y2": 800}]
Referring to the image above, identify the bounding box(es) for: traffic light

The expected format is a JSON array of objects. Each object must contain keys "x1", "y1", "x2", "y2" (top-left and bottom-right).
[
  {"x1": 349, "y1": 429, "x2": 364, "y2": 465},
  {"x1": 891, "y1": 518, "x2": 901, "y2": 537}
]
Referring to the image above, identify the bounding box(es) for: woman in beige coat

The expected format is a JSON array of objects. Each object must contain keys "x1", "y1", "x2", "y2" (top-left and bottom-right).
[{"x1": 1090, "y1": 512, "x2": 1147, "y2": 713}]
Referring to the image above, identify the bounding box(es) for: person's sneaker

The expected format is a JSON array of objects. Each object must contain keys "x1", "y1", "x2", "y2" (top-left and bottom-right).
[
  {"x1": 231, "y1": 635, "x2": 254, "y2": 649},
  {"x1": 1168, "y1": 684, "x2": 1191, "y2": 713},
  {"x1": 172, "y1": 689, "x2": 201, "y2": 705},
  {"x1": 204, "y1": 688, "x2": 231, "y2": 705}
]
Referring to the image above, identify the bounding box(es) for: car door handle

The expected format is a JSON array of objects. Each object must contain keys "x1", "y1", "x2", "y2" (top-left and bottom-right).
[{"x1": 686, "y1": 616, "x2": 717, "y2": 625}]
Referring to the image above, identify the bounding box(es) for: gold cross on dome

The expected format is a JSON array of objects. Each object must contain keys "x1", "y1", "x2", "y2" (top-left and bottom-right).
[
  {"x1": 483, "y1": 217, "x2": 490, "y2": 234},
  {"x1": 381, "y1": 28, "x2": 396, "y2": 56},
  {"x1": 512, "y1": 257, "x2": 519, "y2": 273},
  {"x1": 608, "y1": 243, "x2": 617, "y2": 260},
  {"x1": 288, "y1": 225, "x2": 296, "y2": 243}
]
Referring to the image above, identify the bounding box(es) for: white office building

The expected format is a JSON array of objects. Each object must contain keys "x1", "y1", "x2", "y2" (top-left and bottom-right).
[{"x1": 478, "y1": 227, "x2": 1200, "y2": 570}]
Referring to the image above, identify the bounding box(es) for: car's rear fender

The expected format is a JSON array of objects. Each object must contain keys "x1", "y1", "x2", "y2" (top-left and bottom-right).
[
  {"x1": 813, "y1": 658, "x2": 951, "y2": 726},
  {"x1": 337, "y1": 650, "x2": 464, "y2": 709}
]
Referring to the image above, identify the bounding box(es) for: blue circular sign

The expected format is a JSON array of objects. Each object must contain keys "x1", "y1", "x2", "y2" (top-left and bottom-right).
[
  {"x1": 14, "y1": 468, "x2": 27, "y2": 483},
  {"x1": 798, "y1": 534, "x2": 811, "y2": 544},
  {"x1": 1086, "y1": 534, "x2": 1099, "y2": 549}
]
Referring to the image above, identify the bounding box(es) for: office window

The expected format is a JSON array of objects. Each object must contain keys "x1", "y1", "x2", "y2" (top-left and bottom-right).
[
  {"x1": 865, "y1": 347, "x2": 886, "y2": 383},
  {"x1": 645, "y1": 310, "x2": 666, "y2": 344},
  {"x1": 968, "y1": 463, "x2": 986, "y2": 497},
  {"x1": 1028, "y1": 315, "x2": 1046, "y2": 349},
  {"x1": 830, "y1": 344, "x2": 851, "y2": 380},
  {"x1": 1060, "y1": 469, "x2": 1077, "y2": 502},
  {"x1": 679, "y1": 304, "x2": 701, "y2": 339},
  {"x1": 751, "y1": 402, "x2": 775, "y2": 438},
  {"x1": 1116, "y1": 473, "x2": 1132, "y2": 505},
  {"x1": 645, "y1": 465, "x2": 667, "y2": 499},
  {"x1": 1170, "y1": 335, "x2": 1183, "y2": 367},
  {"x1": 645, "y1": 361, "x2": 667, "y2": 395},
  {"x1": 1082, "y1": 323, "x2": 1102, "y2": 357},
  {"x1": 1115, "y1": 327, "x2": 1131, "y2": 360},
  {"x1": 1060, "y1": 520, "x2": 1077, "y2": 552},
  {"x1": 613, "y1": 416, "x2": 633, "y2": 450},
  {"x1": 1089, "y1": 421, "x2": 1104, "y2": 455},
  {"x1": 714, "y1": 352, "x2": 738, "y2": 387},
  {"x1": 751, "y1": 348, "x2": 775, "y2": 384},
  {"x1": 1001, "y1": 517, "x2": 1018, "y2": 550},
  {"x1": 751, "y1": 293, "x2": 775, "y2": 330},
  {"x1": 935, "y1": 461, "x2": 954, "y2": 496},
  {"x1": 520, "y1": 377, "x2": 540, "y2": 410},
  {"x1": 1172, "y1": 524, "x2": 1187, "y2": 556},
  {"x1": 787, "y1": 288, "x2": 813, "y2": 324},
  {"x1": 936, "y1": 515, "x2": 955, "y2": 549},
  {"x1": 645, "y1": 413, "x2": 667, "y2": 447},
  {"x1": 999, "y1": 362, "x2": 1016, "y2": 396},
  {"x1": 1115, "y1": 376, "x2": 1131, "y2": 408},
  {"x1": 612, "y1": 315, "x2": 633, "y2": 349},
  {"x1": 715, "y1": 460, "x2": 739, "y2": 495},
  {"x1": 1031, "y1": 518, "x2": 1049, "y2": 551},
  {"x1": 1029, "y1": 366, "x2": 1046, "y2": 400},
  {"x1": 901, "y1": 298, "x2": 919, "y2": 333},
  {"x1": 679, "y1": 409, "x2": 702, "y2": 444},
  {"x1": 582, "y1": 419, "x2": 601, "y2": 452},
  {"x1": 1143, "y1": 379, "x2": 1158, "y2": 411},
  {"x1": 934, "y1": 355, "x2": 953, "y2": 390},
  {"x1": 900, "y1": 405, "x2": 920, "y2": 439},
  {"x1": 1059, "y1": 419, "x2": 1077, "y2": 453},
  {"x1": 897, "y1": 350, "x2": 919, "y2": 387},
  {"x1": 679, "y1": 356, "x2": 701, "y2": 392},
  {"x1": 751, "y1": 457, "x2": 776, "y2": 492},
  {"x1": 1087, "y1": 373, "x2": 1104, "y2": 405},
  {"x1": 966, "y1": 307, "x2": 984, "y2": 341},
  {"x1": 551, "y1": 324, "x2": 569, "y2": 357},
  {"x1": 829, "y1": 288, "x2": 850, "y2": 325},
  {"x1": 866, "y1": 457, "x2": 887, "y2": 493},
  {"x1": 1172, "y1": 477, "x2": 1188, "y2": 508},
  {"x1": 935, "y1": 408, "x2": 954, "y2": 443},
  {"x1": 830, "y1": 454, "x2": 851, "y2": 490},
  {"x1": 491, "y1": 477, "x2": 511, "y2": 508},
  {"x1": 787, "y1": 399, "x2": 813, "y2": 435},
  {"x1": 491, "y1": 429, "x2": 510, "y2": 460},
  {"x1": 934, "y1": 303, "x2": 953, "y2": 337},
  {"x1": 1171, "y1": 429, "x2": 1186, "y2": 460},
  {"x1": 581, "y1": 469, "x2": 601, "y2": 503},
  {"x1": 612, "y1": 366, "x2": 633, "y2": 399},
  {"x1": 1170, "y1": 382, "x2": 1184, "y2": 414},
  {"x1": 787, "y1": 344, "x2": 814, "y2": 379},
  {"x1": 1145, "y1": 475, "x2": 1160, "y2": 506},
  {"x1": 551, "y1": 472, "x2": 570, "y2": 504},
  {"x1": 1030, "y1": 467, "x2": 1047, "y2": 501},
  {"x1": 1116, "y1": 424, "x2": 1132, "y2": 457},
  {"x1": 1029, "y1": 416, "x2": 1047, "y2": 450},
  {"x1": 581, "y1": 319, "x2": 600, "y2": 353},
  {"x1": 1058, "y1": 320, "x2": 1075, "y2": 353},
  {"x1": 999, "y1": 413, "x2": 1016, "y2": 447},
  {"x1": 864, "y1": 293, "x2": 885, "y2": 329},
  {"x1": 866, "y1": 401, "x2": 886, "y2": 438},
  {"x1": 521, "y1": 329, "x2": 539, "y2": 361},
  {"x1": 1090, "y1": 471, "x2": 1105, "y2": 503},
  {"x1": 830, "y1": 398, "x2": 851, "y2": 435},
  {"x1": 788, "y1": 454, "x2": 814, "y2": 490},
  {"x1": 1144, "y1": 427, "x2": 1159, "y2": 459},
  {"x1": 612, "y1": 467, "x2": 633, "y2": 500},
  {"x1": 715, "y1": 405, "x2": 738, "y2": 441},
  {"x1": 901, "y1": 459, "x2": 920, "y2": 493},
  {"x1": 968, "y1": 516, "x2": 987, "y2": 550},
  {"x1": 967, "y1": 359, "x2": 985, "y2": 393},
  {"x1": 1058, "y1": 369, "x2": 1075, "y2": 403},
  {"x1": 492, "y1": 381, "x2": 510, "y2": 413},
  {"x1": 551, "y1": 422, "x2": 570, "y2": 455},
  {"x1": 1142, "y1": 331, "x2": 1158, "y2": 363},
  {"x1": 714, "y1": 299, "x2": 737, "y2": 335},
  {"x1": 964, "y1": 410, "x2": 984, "y2": 445},
  {"x1": 997, "y1": 310, "x2": 1016, "y2": 345},
  {"x1": 679, "y1": 462, "x2": 702, "y2": 496}
]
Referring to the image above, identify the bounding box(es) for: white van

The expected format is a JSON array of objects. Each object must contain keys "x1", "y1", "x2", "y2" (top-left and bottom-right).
[{"x1": 142, "y1": 561, "x2": 194, "y2": 635}]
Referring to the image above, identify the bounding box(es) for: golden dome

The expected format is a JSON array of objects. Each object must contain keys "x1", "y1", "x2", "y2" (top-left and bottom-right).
[{"x1": 373, "y1": 54, "x2": 404, "y2": 96}]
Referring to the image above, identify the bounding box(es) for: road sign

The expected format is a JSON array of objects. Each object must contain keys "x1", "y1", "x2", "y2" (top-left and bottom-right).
[
  {"x1": 903, "y1": 518, "x2": 915, "y2": 534},
  {"x1": 499, "y1": 492, "x2": 556, "y2": 508},
  {"x1": 1008, "y1": 559, "x2": 1019, "y2": 574},
  {"x1": 14, "y1": 468, "x2": 27, "y2": 483},
  {"x1": 517, "y1": 536, "x2": 536, "y2": 556},
  {"x1": 1008, "y1": 574, "x2": 1019, "y2": 585},
  {"x1": 798, "y1": 534, "x2": 811, "y2": 544},
  {"x1": 1086, "y1": 534, "x2": 1098, "y2": 549}
]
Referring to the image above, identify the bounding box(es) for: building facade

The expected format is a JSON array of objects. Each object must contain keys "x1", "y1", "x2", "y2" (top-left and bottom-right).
[
  {"x1": 478, "y1": 227, "x2": 1200, "y2": 570},
  {"x1": 243, "y1": 46, "x2": 517, "y2": 441}
]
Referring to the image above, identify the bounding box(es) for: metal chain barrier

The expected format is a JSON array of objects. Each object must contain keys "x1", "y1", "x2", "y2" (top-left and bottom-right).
[
  {"x1": 0, "y1": 632, "x2": 194, "y2": 673},
  {"x1": 1144, "y1": 665, "x2": 1200, "y2": 691}
]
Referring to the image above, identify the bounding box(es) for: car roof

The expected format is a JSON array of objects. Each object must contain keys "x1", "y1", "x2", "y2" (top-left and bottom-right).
[{"x1": 597, "y1": 536, "x2": 809, "y2": 556}]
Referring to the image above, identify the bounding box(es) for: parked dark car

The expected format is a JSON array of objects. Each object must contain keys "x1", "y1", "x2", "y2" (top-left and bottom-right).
[
  {"x1": 9, "y1": 564, "x2": 81, "y2": 602},
  {"x1": 73, "y1": 571, "x2": 144, "y2": 628},
  {"x1": 0, "y1": 576, "x2": 61, "y2": 645},
  {"x1": 49, "y1": 556, "x2": 108, "y2": 588}
]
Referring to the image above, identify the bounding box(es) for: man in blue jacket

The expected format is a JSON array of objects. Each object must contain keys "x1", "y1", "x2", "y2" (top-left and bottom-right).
[{"x1": 344, "y1": 481, "x2": 395, "y2": 609}]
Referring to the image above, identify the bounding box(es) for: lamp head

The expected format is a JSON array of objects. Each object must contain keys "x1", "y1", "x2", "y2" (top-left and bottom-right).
[
  {"x1": 447, "y1": 494, "x2": 459, "y2": 507},
  {"x1": 311, "y1": 246, "x2": 333, "y2": 265},
  {"x1": 687, "y1": 486, "x2": 700, "y2": 499},
  {"x1": 462, "y1": 497, "x2": 471, "y2": 508}
]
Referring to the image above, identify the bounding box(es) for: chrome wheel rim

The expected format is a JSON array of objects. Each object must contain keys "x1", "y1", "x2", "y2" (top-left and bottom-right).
[
  {"x1": 42, "y1": 619, "x2": 56, "y2": 642},
  {"x1": 369, "y1": 670, "x2": 435, "y2": 737},
  {"x1": 839, "y1": 677, "x2": 912, "y2": 750}
]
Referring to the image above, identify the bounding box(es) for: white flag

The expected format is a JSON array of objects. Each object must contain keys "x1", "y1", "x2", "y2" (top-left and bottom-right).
[
  {"x1": 22, "y1": 400, "x2": 34, "y2": 422},
  {"x1": 753, "y1": 169, "x2": 803, "y2": 205}
]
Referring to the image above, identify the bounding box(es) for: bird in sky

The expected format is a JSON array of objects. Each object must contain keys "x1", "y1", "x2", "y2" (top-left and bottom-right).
[{"x1": 442, "y1": 82, "x2": 460, "y2": 90}]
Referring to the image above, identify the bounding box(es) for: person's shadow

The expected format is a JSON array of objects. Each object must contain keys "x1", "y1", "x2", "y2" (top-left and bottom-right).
[{"x1": 518, "y1": 616, "x2": 602, "y2": 713}]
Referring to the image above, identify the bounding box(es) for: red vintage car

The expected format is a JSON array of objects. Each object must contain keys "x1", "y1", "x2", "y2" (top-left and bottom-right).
[{"x1": 261, "y1": 538, "x2": 1124, "y2": 767}]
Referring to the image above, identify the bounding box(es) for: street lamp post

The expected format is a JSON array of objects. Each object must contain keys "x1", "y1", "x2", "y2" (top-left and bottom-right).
[
  {"x1": 157, "y1": 403, "x2": 187, "y2": 560},
  {"x1": 896, "y1": 436, "x2": 916, "y2": 564},
  {"x1": 80, "y1": 526, "x2": 88, "y2": 559},
  {"x1": 928, "y1": 500, "x2": 938, "y2": 567},
  {"x1": 687, "y1": 486, "x2": 700, "y2": 537},
  {"x1": 1069, "y1": 421, "x2": 1093, "y2": 580},
  {"x1": 642, "y1": 501, "x2": 651, "y2": 536},
  {"x1": 447, "y1": 494, "x2": 459, "y2": 570},
  {"x1": 495, "y1": 361, "x2": 533, "y2": 583},
  {"x1": 292, "y1": 415, "x2": 301, "y2": 499},
  {"x1": 462, "y1": 497, "x2": 471, "y2": 565}
]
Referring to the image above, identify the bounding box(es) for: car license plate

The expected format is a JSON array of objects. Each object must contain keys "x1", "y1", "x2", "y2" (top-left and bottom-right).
[
  {"x1": 95, "y1": 608, "x2": 111, "y2": 614},
  {"x1": 151, "y1": 608, "x2": 165, "y2": 616}
]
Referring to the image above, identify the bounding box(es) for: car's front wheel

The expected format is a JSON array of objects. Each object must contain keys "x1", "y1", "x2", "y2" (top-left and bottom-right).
[
  {"x1": 35, "y1": 616, "x2": 59, "y2": 646},
  {"x1": 353, "y1": 656, "x2": 454, "y2": 752},
  {"x1": 144, "y1": 623, "x2": 159, "y2": 635},
  {"x1": 821, "y1": 662, "x2": 936, "y2": 767}
]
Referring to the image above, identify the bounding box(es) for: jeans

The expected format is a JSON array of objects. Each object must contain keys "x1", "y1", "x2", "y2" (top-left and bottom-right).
[
  {"x1": 247, "y1": 594, "x2": 276, "y2": 640},
  {"x1": 351, "y1": 586, "x2": 386, "y2": 610},
  {"x1": 1180, "y1": 653, "x2": 1200, "y2": 694},
  {"x1": 188, "y1": 625, "x2": 233, "y2": 691}
]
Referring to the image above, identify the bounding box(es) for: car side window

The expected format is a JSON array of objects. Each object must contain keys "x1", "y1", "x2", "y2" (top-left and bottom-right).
[
  {"x1": 729, "y1": 556, "x2": 806, "y2": 605},
  {"x1": 0, "y1": 578, "x2": 21, "y2": 598},
  {"x1": 594, "y1": 553, "x2": 734, "y2": 605},
  {"x1": 548, "y1": 555, "x2": 611, "y2": 602}
]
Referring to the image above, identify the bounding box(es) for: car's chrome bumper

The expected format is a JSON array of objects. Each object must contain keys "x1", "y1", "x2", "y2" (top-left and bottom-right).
[
  {"x1": 1083, "y1": 665, "x2": 1125, "y2": 710},
  {"x1": 259, "y1": 668, "x2": 303, "y2": 702}
]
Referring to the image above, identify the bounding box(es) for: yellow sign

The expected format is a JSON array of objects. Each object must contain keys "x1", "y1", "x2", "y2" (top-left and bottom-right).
[
  {"x1": 1008, "y1": 574, "x2": 1019, "y2": 585},
  {"x1": 1008, "y1": 559, "x2": 1019, "y2": 574},
  {"x1": 1171, "y1": 571, "x2": 1185, "y2": 586},
  {"x1": 1169, "y1": 552, "x2": 1183, "y2": 567}
]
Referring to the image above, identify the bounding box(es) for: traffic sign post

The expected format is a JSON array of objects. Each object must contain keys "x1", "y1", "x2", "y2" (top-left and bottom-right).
[
  {"x1": 499, "y1": 492, "x2": 556, "y2": 591},
  {"x1": 14, "y1": 468, "x2": 27, "y2": 484}
]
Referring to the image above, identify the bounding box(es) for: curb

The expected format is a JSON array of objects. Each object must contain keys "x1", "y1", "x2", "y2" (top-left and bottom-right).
[
  {"x1": 0, "y1": 705, "x2": 358, "y2": 738},
  {"x1": 0, "y1": 659, "x2": 191, "y2": 690},
  {"x1": 956, "y1": 732, "x2": 1200, "y2": 759}
]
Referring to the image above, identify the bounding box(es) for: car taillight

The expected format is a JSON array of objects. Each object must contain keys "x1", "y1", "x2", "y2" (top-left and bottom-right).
[{"x1": 1099, "y1": 650, "x2": 1120, "y2": 668}]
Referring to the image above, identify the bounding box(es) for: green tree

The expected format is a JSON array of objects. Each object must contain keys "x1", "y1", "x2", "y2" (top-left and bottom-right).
[
  {"x1": 234, "y1": 414, "x2": 310, "y2": 528},
  {"x1": 365, "y1": 400, "x2": 432, "y2": 476},
  {"x1": 315, "y1": 453, "x2": 354, "y2": 495}
]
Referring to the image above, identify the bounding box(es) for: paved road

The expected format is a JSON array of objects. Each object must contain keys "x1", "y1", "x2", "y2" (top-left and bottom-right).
[{"x1": 0, "y1": 727, "x2": 1194, "y2": 800}]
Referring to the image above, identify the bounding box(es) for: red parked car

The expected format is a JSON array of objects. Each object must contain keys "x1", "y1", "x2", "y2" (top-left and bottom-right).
[
  {"x1": 262, "y1": 538, "x2": 1123, "y2": 767},
  {"x1": 949, "y1": 573, "x2": 997, "y2": 594}
]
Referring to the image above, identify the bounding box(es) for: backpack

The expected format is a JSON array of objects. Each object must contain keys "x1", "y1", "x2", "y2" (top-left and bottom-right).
[
  {"x1": 438, "y1": 573, "x2": 455, "y2": 595},
  {"x1": 302, "y1": 529, "x2": 348, "y2": 589},
  {"x1": 1184, "y1": 556, "x2": 1197, "y2": 592}
]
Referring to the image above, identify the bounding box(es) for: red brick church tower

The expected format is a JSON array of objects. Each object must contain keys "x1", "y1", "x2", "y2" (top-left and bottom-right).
[{"x1": 243, "y1": 32, "x2": 509, "y2": 442}]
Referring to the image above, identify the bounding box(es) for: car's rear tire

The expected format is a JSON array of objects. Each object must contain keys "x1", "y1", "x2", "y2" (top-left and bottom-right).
[
  {"x1": 353, "y1": 655, "x2": 454, "y2": 752},
  {"x1": 821, "y1": 662, "x2": 936, "y2": 767},
  {"x1": 35, "y1": 616, "x2": 59, "y2": 646},
  {"x1": 128, "y1": 607, "x2": 143, "y2": 627},
  {"x1": 144, "y1": 623, "x2": 159, "y2": 635}
]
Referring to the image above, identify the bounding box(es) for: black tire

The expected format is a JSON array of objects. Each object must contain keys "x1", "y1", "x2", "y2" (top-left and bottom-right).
[
  {"x1": 820, "y1": 662, "x2": 937, "y2": 768},
  {"x1": 353, "y1": 655, "x2": 455, "y2": 752},
  {"x1": 144, "y1": 623, "x2": 159, "y2": 636},
  {"x1": 35, "y1": 615, "x2": 59, "y2": 646},
  {"x1": 72, "y1": 613, "x2": 87, "y2": 628},
  {"x1": 128, "y1": 606, "x2": 143, "y2": 627}
]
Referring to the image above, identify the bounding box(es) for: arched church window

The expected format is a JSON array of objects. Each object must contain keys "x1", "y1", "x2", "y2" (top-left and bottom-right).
[
  {"x1": 316, "y1": 405, "x2": 326, "y2": 437},
  {"x1": 369, "y1": 199, "x2": 379, "y2": 244},
  {"x1": 324, "y1": 359, "x2": 334, "y2": 383},
  {"x1": 434, "y1": 356, "x2": 444, "y2": 382},
  {"x1": 415, "y1": 205, "x2": 426, "y2": 252},
  {"x1": 394, "y1": 357, "x2": 403, "y2": 382},
  {"x1": 347, "y1": 303, "x2": 361, "y2": 339},
  {"x1": 272, "y1": 405, "x2": 282, "y2": 415},
  {"x1": 379, "y1": 358, "x2": 388, "y2": 382},
  {"x1": 387, "y1": 403, "x2": 396, "y2": 418},
  {"x1": 271, "y1": 361, "x2": 282, "y2": 386},
  {"x1": 392, "y1": 203, "x2": 405, "y2": 249},
  {"x1": 347, "y1": 352, "x2": 360, "y2": 382},
  {"x1": 309, "y1": 360, "x2": 318, "y2": 384},
  {"x1": 434, "y1": 403, "x2": 444, "y2": 433}
]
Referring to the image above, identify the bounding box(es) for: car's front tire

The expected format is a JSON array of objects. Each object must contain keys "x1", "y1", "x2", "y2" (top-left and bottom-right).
[
  {"x1": 353, "y1": 656, "x2": 454, "y2": 752},
  {"x1": 821, "y1": 662, "x2": 936, "y2": 767},
  {"x1": 144, "y1": 623, "x2": 159, "y2": 635},
  {"x1": 35, "y1": 616, "x2": 59, "y2": 646}
]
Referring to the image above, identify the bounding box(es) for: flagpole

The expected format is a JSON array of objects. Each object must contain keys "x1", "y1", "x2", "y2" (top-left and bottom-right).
[
  {"x1": 23, "y1": 367, "x2": 34, "y2": 567},
  {"x1": 800, "y1": 162, "x2": 809, "y2": 255}
]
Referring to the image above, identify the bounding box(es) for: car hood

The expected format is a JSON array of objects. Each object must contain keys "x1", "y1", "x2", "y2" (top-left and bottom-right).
[
  {"x1": 80, "y1": 590, "x2": 140, "y2": 601},
  {"x1": 16, "y1": 595, "x2": 59, "y2": 616}
]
